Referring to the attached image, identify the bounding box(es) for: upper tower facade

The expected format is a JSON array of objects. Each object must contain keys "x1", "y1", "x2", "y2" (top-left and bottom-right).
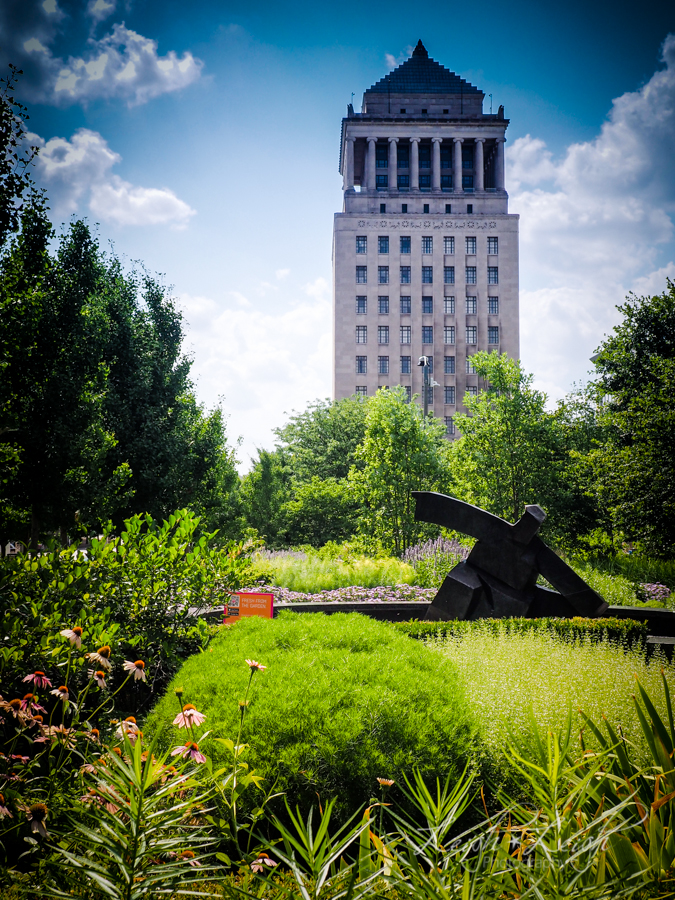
[{"x1": 332, "y1": 42, "x2": 519, "y2": 431}]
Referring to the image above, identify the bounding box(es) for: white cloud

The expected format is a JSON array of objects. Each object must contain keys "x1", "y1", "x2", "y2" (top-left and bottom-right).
[
  {"x1": 32, "y1": 128, "x2": 195, "y2": 227},
  {"x1": 385, "y1": 46, "x2": 414, "y2": 70},
  {"x1": 508, "y1": 33, "x2": 675, "y2": 399},
  {"x1": 10, "y1": 2, "x2": 202, "y2": 107},
  {"x1": 179, "y1": 281, "x2": 332, "y2": 471},
  {"x1": 275, "y1": 268, "x2": 290, "y2": 280}
]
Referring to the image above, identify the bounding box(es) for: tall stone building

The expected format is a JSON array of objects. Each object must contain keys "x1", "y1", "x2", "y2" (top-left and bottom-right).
[{"x1": 332, "y1": 41, "x2": 519, "y2": 434}]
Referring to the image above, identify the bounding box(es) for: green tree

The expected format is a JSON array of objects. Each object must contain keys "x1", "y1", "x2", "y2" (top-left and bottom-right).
[
  {"x1": 238, "y1": 448, "x2": 291, "y2": 546},
  {"x1": 588, "y1": 282, "x2": 675, "y2": 556},
  {"x1": 450, "y1": 352, "x2": 575, "y2": 538},
  {"x1": 349, "y1": 387, "x2": 448, "y2": 555},
  {"x1": 279, "y1": 476, "x2": 360, "y2": 547},
  {"x1": 0, "y1": 65, "x2": 39, "y2": 247}
]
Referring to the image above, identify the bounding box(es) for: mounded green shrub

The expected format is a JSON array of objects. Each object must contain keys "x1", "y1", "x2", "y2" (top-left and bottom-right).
[{"x1": 146, "y1": 611, "x2": 476, "y2": 824}]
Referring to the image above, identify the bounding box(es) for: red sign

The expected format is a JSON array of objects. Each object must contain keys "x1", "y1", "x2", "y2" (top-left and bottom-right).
[{"x1": 224, "y1": 592, "x2": 274, "y2": 622}]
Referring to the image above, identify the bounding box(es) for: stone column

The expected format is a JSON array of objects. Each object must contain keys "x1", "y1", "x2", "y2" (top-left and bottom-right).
[
  {"x1": 410, "y1": 138, "x2": 420, "y2": 191},
  {"x1": 495, "y1": 138, "x2": 505, "y2": 191},
  {"x1": 432, "y1": 138, "x2": 442, "y2": 191},
  {"x1": 474, "y1": 138, "x2": 485, "y2": 192},
  {"x1": 453, "y1": 138, "x2": 463, "y2": 193},
  {"x1": 388, "y1": 137, "x2": 398, "y2": 192},
  {"x1": 343, "y1": 136, "x2": 355, "y2": 191},
  {"x1": 367, "y1": 137, "x2": 377, "y2": 192}
]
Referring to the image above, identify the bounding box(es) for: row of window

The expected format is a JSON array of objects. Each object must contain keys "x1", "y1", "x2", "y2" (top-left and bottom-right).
[
  {"x1": 356, "y1": 265, "x2": 498, "y2": 285},
  {"x1": 375, "y1": 174, "x2": 473, "y2": 190},
  {"x1": 355, "y1": 296, "x2": 499, "y2": 315},
  {"x1": 374, "y1": 144, "x2": 474, "y2": 169},
  {"x1": 356, "y1": 355, "x2": 481, "y2": 375},
  {"x1": 356, "y1": 236, "x2": 499, "y2": 255},
  {"x1": 377, "y1": 203, "x2": 475, "y2": 214},
  {"x1": 355, "y1": 325, "x2": 499, "y2": 345}
]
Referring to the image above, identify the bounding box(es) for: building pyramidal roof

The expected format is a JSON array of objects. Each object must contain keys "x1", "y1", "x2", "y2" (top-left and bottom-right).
[{"x1": 365, "y1": 40, "x2": 481, "y2": 95}]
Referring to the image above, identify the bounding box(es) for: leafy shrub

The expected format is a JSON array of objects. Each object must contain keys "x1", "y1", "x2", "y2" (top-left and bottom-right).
[
  {"x1": 146, "y1": 612, "x2": 477, "y2": 825},
  {"x1": 570, "y1": 559, "x2": 641, "y2": 606},
  {"x1": 253, "y1": 551, "x2": 417, "y2": 593},
  {"x1": 394, "y1": 615, "x2": 649, "y2": 647},
  {"x1": 584, "y1": 553, "x2": 675, "y2": 593}
]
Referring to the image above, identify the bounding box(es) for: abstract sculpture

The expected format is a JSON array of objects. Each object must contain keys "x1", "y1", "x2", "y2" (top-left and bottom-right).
[{"x1": 412, "y1": 492, "x2": 608, "y2": 621}]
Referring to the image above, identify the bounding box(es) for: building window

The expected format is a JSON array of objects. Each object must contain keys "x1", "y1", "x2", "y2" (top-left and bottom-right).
[
  {"x1": 422, "y1": 236, "x2": 433, "y2": 254},
  {"x1": 466, "y1": 385, "x2": 478, "y2": 397},
  {"x1": 400, "y1": 236, "x2": 411, "y2": 254},
  {"x1": 380, "y1": 203, "x2": 386, "y2": 213},
  {"x1": 378, "y1": 266, "x2": 389, "y2": 284},
  {"x1": 356, "y1": 356, "x2": 367, "y2": 374},
  {"x1": 423, "y1": 203, "x2": 430, "y2": 213},
  {"x1": 444, "y1": 236, "x2": 455, "y2": 255},
  {"x1": 376, "y1": 174, "x2": 388, "y2": 189},
  {"x1": 444, "y1": 325, "x2": 455, "y2": 345},
  {"x1": 356, "y1": 296, "x2": 367, "y2": 314},
  {"x1": 400, "y1": 108, "x2": 406, "y2": 114},
  {"x1": 422, "y1": 325, "x2": 433, "y2": 344},
  {"x1": 356, "y1": 266, "x2": 367, "y2": 284},
  {"x1": 400, "y1": 296, "x2": 411, "y2": 314},
  {"x1": 425, "y1": 385, "x2": 434, "y2": 404},
  {"x1": 401, "y1": 203, "x2": 408, "y2": 213},
  {"x1": 488, "y1": 266, "x2": 499, "y2": 284},
  {"x1": 488, "y1": 236, "x2": 498, "y2": 255},
  {"x1": 420, "y1": 175, "x2": 431, "y2": 190},
  {"x1": 426, "y1": 355, "x2": 434, "y2": 372},
  {"x1": 378, "y1": 325, "x2": 389, "y2": 344},
  {"x1": 445, "y1": 415, "x2": 455, "y2": 435},
  {"x1": 419, "y1": 145, "x2": 431, "y2": 167},
  {"x1": 466, "y1": 297, "x2": 477, "y2": 315},
  {"x1": 466, "y1": 266, "x2": 477, "y2": 284},
  {"x1": 422, "y1": 296, "x2": 433, "y2": 314},
  {"x1": 398, "y1": 144, "x2": 409, "y2": 167},
  {"x1": 441, "y1": 175, "x2": 452, "y2": 190},
  {"x1": 466, "y1": 325, "x2": 477, "y2": 344},
  {"x1": 400, "y1": 325, "x2": 411, "y2": 344},
  {"x1": 378, "y1": 235, "x2": 389, "y2": 254},
  {"x1": 466, "y1": 356, "x2": 477, "y2": 374},
  {"x1": 444, "y1": 355, "x2": 455, "y2": 373},
  {"x1": 462, "y1": 146, "x2": 473, "y2": 168},
  {"x1": 397, "y1": 174, "x2": 409, "y2": 189},
  {"x1": 400, "y1": 266, "x2": 411, "y2": 284},
  {"x1": 445, "y1": 203, "x2": 452, "y2": 213},
  {"x1": 462, "y1": 175, "x2": 474, "y2": 189},
  {"x1": 488, "y1": 325, "x2": 499, "y2": 344},
  {"x1": 444, "y1": 266, "x2": 455, "y2": 284},
  {"x1": 422, "y1": 266, "x2": 433, "y2": 284},
  {"x1": 444, "y1": 385, "x2": 456, "y2": 405},
  {"x1": 356, "y1": 325, "x2": 367, "y2": 344},
  {"x1": 466, "y1": 204, "x2": 473, "y2": 213},
  {"x1": 444, "y1": 297, "x2": 455, "y2": 315},
  {"x1": 488, "y1": 296, "x2": 499, "y2": 315},
  {"x1": 378, "y1": 355, "x2": 389, "y2": 374},
  {"x1": 465, "y1": 236, "x2": 476, "y2": 255},
  {"x1": 378, "y1": 296, "x2": 389, "y2": 314},
  {"x1": 355, "y1": 386, "x2": 367, "y2": 396},
  {"x1": 356, "y1": 236, "x2": 367, "y2": 254},
  {"x1": 441, "y1": 145, "x2": 452, "y2": 167},
  {"x1": 404, "y1": 385, "x2": 412, "y2": 402},
  {"x1": 401, "y1": 355, "x2": 411, "y2": 374},
  {"x1": 376, "y1": 143, "x2": 388, "y2": 167}
]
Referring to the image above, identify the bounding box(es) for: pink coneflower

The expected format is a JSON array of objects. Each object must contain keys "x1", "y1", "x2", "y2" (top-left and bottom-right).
[
  {"x1": 49, "y1": 685, "x2": 70, "y2": 702},
  {"x1": 0, "y1": 698, "x2": 28, "y2": 724},
  {"x1": 20, "y1": 694, "x2": 46, "y2": 714},
  {"x1": 245, "y1": 659, "x2": 266, "y2": 672},
  {"x1": 377, "y1": 777, "x2": 395, "y2": 787},
  {"x1": 23, "y1": 671, "x2": 52, "y2": 689},
  {"x1": 88, "y1": 669, "x2": 107, "y2": 689},
  {"x1": 178, "y1": 850, "x2": 201, "y2": 867},
  {"x1": 86, "y1": 728, "x2": 100, "y2": 743},
  {"x1": 171, "y1": 742, "x2": 207, "y2": 764},
  {"x1": 21, "y1": 802, "x2": 48, "y2": 838},
  {"x1": 115, "y1": 716, "x2": 139, "y2": 739},
  {"x1": 251, "y1": 855, "x2": 278, "y2": 873},
  {"x1": 0, "y1": 793, "x2": 12, "y2": 819},
  {"x1": 123, "y1": 660, "x2": 147, "y2": 682},
  {"x1": 86, "y1": 646, "x2": 112, "y2": 670},
  {"x1": 46, "y1": 725, "x2": 76, "y2": 749},
  {"x1": 173, "y1": 704, "x2": 206, "y2": 729},
  {"x1": 59, "y1": 626, "x2": 83, "y2": 648},
  {"x1": 10, "y1": 754, "x2": 29, "y2": 765}
]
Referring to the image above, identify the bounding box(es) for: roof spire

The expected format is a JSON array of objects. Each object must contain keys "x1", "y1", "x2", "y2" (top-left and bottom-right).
[{"x1": 412, "y1": 40, "x2": 428, "y2": 59}]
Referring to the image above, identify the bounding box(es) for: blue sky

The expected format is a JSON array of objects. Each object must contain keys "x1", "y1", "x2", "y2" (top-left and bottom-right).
[{"x1": 3, "y1": 0, "x2": 675, "y2": 468}]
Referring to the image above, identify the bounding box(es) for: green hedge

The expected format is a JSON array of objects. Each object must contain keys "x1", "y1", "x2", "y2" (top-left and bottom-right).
[{"x1": 393, "y1": 616, "x2": 649, "y2": 646}]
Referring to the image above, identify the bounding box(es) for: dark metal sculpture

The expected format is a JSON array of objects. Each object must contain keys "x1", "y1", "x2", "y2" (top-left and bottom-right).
[{"x1": 412, "y1": 492, "x2": 608, "y2": 621}]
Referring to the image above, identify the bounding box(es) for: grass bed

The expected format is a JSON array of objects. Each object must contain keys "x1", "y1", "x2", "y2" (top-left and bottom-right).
[
  {"x1": 146, "y1": 612, "x2": 475, "y2": 824},
  {"x1": 253, "y1": 553, "x2": 418, "y2": 593}
]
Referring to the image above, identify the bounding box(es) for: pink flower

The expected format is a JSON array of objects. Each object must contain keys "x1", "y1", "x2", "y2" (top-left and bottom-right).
[
  {"x1": 172, "y1": 704, "x2": 206, "y2": 729},
  {"x1": 49, "y1": 685, "x2": 70, "y2": 702},
  {"x1": 20, "y1": 802, "x2": 48, "y2": 838},
  {"x1": 251, "y1": 855, "x2": 278, "y2": 873},
  {"x1": 245, "y1": 659, "x2": 266, "y2": 672},
  {"x1": 123, "y1": 660, "x2": 147, "y2": 682},
  {"x1": 59, "y1": 626, "x2": 83, "y2": 648},
  {"x1": 23, "y1": 671, "x2": 52, "y2": 689},
  {"x1": 20, "y1": 694, "x2": 46, "y2": 714},
  {"x1": 115, "y1": 717, "x2": 139, "y2": 739},
  {"x1": 86, "y1": 646, "x2": 112, "y2": 670},
  {"x1": 88, "y1": 669, "x2": 107, "y2": 689},
  {"x1": 0, "y1": 793, "x2": 12, "y2": 819},
  {"x1": 178, "y1": 850, "x2": 201, "y2": 867},
  {"x1": 171, "y1": 742, "x2": 207, "y2": 764}
]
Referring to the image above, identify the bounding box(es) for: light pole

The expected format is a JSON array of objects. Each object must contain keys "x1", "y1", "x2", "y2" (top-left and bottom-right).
[{"x1": 418, "y1": 356, "x2": 440, "y2": 421}]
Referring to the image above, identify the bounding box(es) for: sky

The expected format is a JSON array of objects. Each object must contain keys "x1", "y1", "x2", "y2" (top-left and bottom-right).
[{"x1": 3, "y1": 0, "x2": 675, "y2": 470}]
